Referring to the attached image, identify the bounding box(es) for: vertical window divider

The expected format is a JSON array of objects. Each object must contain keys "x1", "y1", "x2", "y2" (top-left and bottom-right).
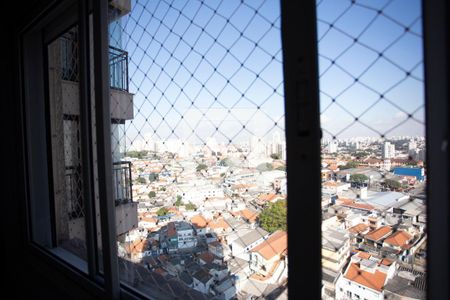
[
  {"x1": 281, "y1": 0, "x2": 322, "y2": 298},
  {"x1": 78, "y1": 0, "x2": 99, "y2": 280},
  {"x1": 423, "y1": 0, "x2": 450, "y2": 299},
  {"x1": 93, "y1": 0, "x2": 120, "y2": 298}
]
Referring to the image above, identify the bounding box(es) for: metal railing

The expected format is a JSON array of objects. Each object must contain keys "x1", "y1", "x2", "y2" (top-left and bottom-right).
[
  {"x1": 113, "y1": 161, "x2": 133, "y2": 205},
  {"x1": 109, "y1": 45, "x2": 129, "y2": 92},
  {"x1": 65, "y1": 165, "x2": 84, "y2": 220},
  {"x1": 65, "y1": 162, "x2": 133, "y2": 219},
  {"x1": 60, "y1": 34, "x2": 129, "y2": 92}
]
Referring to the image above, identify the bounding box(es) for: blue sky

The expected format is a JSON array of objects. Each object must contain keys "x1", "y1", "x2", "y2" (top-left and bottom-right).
[{"x1": 111, "y1": 0, "x2": 424, "y2": 148}]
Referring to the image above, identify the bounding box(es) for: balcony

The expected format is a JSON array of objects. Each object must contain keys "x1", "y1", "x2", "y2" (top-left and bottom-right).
[
  {"x1": 65, "y1": 161, "x2": 137, "y2": 239},
  {"x1": 58, "y1": 35, "x2": 133, "y2": 121}
]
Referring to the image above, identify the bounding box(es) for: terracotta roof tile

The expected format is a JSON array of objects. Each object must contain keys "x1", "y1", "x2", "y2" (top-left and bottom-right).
[
  {"x1": 190, "y1": 215, "x2": 208, "y2": 228},
  {"x1": 384, "y1": 230, "x2": 413, "y2": 248},
  {"x1": 239, "y1": 208, "x2": 259, "y2": 222},
  {"x1": 365, "y1": 226, "x2": 392, "y2": 241},
  {"x1": 344, "y1": 262, "x2": 387, "y2": 291},
  {"x1": 348, "y1": 223, "x2": 369, "y2": 234},
  {"x1": 251, "y1": 231, "x2": 287, "y2": 261}
]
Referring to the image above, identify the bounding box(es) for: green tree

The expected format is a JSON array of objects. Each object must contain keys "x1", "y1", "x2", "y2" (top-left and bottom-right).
[
  {"x1": 148, "y1": 172, "x2": 159, "y2": 182},
  {"x1": 148, "y1": 191, "x2": 156, "y2": 198},
  {"x1": 126, "y1": 150, "x2": 148, "y2": 159},
  {"x1": 160, "y1": 187, "x2": 166, "y2": 191},
  {"x1": 196, "y1": 163, "x2": 208, "y2": 172},
  {"x1": 175, "y1": 195, "x2": 183, "y2": 207},
  {"x1": 138, "y1": 168, "x2": 144, "y2": 173},
  {"x1": 384, "y1": 179, "x2": 401, "y2": 190},
  {"x1": 185, "y1": 202, "x2": 197, "y2": 211},
  {"x1": 354, "y1": 151, "x2": 369, "y2": 158},
  {"x1": 136, "y1": 177, "x2": 147, "y2": 184},
  {"x1": 156, "y1": 207, "x2": 169, "y2": 216},
  {"x1": 340, "y1": 161, "x2": 359, "y2": 170},
  {"x1": 259, "y1": 200, "x2": 287, "y2": 233},
  {"x1": 350, "y1": 174, "x2": 369, "y2": 184},
  {"x1": 270, "y1": 153, "x2": 281, "y2": 160},
  {"x1": 276, "y1": 165, "x2": 286, "y2": 171}
]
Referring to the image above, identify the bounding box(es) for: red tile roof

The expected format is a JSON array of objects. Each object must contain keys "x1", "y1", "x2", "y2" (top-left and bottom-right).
[
  {"x1": 238, "y1": 208, "x2": 259, "y2": 222},
  {"x1": 365, "y1": 226, "x2": 392, "y2": 241},
  {"x1": 384, "y1": 230, "x2": 413, "y2": 248},
  {"x1": 344, "y1": 262, "x2": 387, "y2": 292},
  {"x1": 207, "y1": 217, "x2": 230, "y2": 230},
  {"x1": 251, "y1": 231, "x2": 287, "y2": 261},
  {"x1": 198, "y1": 251, "x2": 214, "y2": 264},
  {"x1": 340, "y1": 200, "x2": 375, "y2": 211},
  {"x1": 190, "y1": 215, "x2": 208, "y2": 228},
  {"x1": 348, "y1": 223, "x2": 369, "y2": 234}
]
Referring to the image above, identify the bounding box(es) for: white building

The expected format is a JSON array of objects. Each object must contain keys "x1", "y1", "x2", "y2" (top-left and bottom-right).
[
  {"x1": 177, "y1": 184, "x2": 224, "y2": 205},
  {"x1": 328, "y1": 140, "x2": 338, "y2": 153},
  {"x1": 382, "y1": 142, "x2": 396, "y2": 159},
  {"x1": 335, "y1": 252, "x2": 396, "y2": 300},
  {"x1": 249, "y1": 231, "x2": 287, "y2": 277}
]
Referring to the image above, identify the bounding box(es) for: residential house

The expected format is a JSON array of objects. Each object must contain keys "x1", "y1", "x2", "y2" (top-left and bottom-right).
[
  {"x1": 230, "y1": 227, "x2": 269, "y2": 261},
  {"x1": 192, "y1": 268, "x2": 214, "y2": 294},
  {"x1": 249, "y1": 230, "x2": 287, "y2": 277},
  {"x1": 364, "y1": 226, "x2": 393, "y2": 249},
  {"x1": 335, "y1": 252, "x2": 396, "y2": 300}
]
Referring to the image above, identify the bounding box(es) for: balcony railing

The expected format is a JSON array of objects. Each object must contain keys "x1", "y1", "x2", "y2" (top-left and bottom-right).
[
  {"x1": 109, "y1": 45, "x2": 129, "y2": 92},
  {"x1": 65, "y1": 161, "x2": 133, "y2": 218},
  {"x1": 60, "y1": 35, "x2": 128, "y2": 92},
  {"x1": 113, "y1": 161, "x2": 133, "y2": 206},
  {"x1": 65, "y1": 165, "x2": 84, "y2": 220}
]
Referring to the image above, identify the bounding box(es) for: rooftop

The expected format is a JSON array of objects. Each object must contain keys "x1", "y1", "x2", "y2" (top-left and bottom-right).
[
  {"x1": 365, "y1": 226, "x2": 393, "y2": 241},
  {"x1": 348, "y1": 223, "x2": 369, "y2": 235},
  {"x1": 251, "y1": 230, "x2": 287, "y2": 260},
  {"x1": 344, "y1": 262, "x2": 387, "y2": 292},
  {"x1": 234, "y1": 227, "x2": 269, "y2": 248},
  {"x1": 364, "y1": 191, "x2": 409, "y2": 208},
  {"x1": 384, "y1": 230, "x2": 413, "y2": 248},
  {"x1": 322, "y1": 228, "x2": 348, "y2": 251}
]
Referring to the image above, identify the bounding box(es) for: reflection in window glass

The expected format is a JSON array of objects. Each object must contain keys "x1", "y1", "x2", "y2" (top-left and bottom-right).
[{"x1": 48, "y1": 26, "x2": 88, "y2": 262}]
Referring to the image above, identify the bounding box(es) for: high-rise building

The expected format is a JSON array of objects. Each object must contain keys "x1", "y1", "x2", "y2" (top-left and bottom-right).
[
  {"x1": 328, "y1": 140, "x2": 338, "y2": 153},
  {"x1": 382, "y1": 141, "x2": 395, "y2": 159},
  {"x1": 47, "y1": 1, "x2": 137, "y2": 246}
]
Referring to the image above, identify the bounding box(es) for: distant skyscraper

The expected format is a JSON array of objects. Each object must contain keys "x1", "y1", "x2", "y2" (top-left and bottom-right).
[
  {"x1": 328, "y1": 140, "x2": 338, "y2": 153},
  {"x1": 382, "y1": 142, "x2": 395, "y2": 159}
]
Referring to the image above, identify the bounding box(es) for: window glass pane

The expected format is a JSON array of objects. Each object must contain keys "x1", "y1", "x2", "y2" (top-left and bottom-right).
[
  {"x1": 47, "y1": 25, "x2": 88, "y2": 268},
  {"x1": 108, "y1": 0, "x2": 287, "y2": 298},
  {"x1": 317, "y1": 1, "x2": 427, "y2": 299}
]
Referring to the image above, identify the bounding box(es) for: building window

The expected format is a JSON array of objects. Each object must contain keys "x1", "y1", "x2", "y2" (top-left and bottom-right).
[{"x1": 17, "y1": 0, "x2": 449, "y2": 299}]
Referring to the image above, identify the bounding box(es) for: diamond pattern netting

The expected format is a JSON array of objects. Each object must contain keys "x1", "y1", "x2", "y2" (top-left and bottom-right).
[
  {"x1": 318, "y1": 1, "x2": 426, "y2": 298},
  {"x1": 318, "y1": 0, "x2": 424, "y2": 141},
  {"x1": 108, "y1": 0, "x2": 288, "y2": 298}
]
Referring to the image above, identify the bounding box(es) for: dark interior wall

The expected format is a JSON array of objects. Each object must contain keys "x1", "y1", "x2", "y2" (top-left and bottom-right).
[{"x1": 3, "y1": 1, "x2": 98, "y2": 298}]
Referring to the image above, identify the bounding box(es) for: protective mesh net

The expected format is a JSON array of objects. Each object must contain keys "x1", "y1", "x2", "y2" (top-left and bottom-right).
[
  {"x1": 318, "y1": 1, "x2": 426, "y2": 299},
  {"x1": 108, "y1": 0, "x2": 287, "y2": 298}
]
